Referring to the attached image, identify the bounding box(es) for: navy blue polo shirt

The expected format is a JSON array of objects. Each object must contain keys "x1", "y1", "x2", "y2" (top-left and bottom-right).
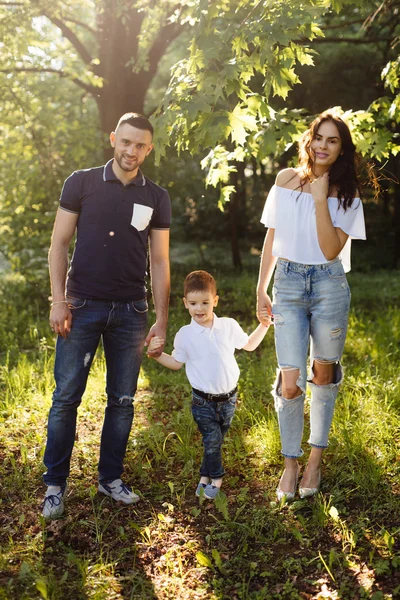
[{"x1": 60, "y1": 159, "x2": 171, "y2": 301}]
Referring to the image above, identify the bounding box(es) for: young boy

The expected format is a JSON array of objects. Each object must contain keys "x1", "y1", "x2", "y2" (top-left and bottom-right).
[{"x1": 148, "y1": 270, "x2": 270, "y2": 500}]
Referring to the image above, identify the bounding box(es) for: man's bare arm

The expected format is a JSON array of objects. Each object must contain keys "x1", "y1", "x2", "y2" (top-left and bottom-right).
[
  {"x1": 48, "y1": 209, "x2": 78, "y2": 338},
  {"x1": 146, "y1": 229, "x2": 170, "y2": 356}
]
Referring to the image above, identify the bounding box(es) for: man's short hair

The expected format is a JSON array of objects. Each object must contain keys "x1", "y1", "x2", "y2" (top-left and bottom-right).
[
  {"x1": 115, "y1": 113, "x2": 154, "y2": 137},
  {"x1": 184, "y1": 270, "x2": 217, "y2": 297}
]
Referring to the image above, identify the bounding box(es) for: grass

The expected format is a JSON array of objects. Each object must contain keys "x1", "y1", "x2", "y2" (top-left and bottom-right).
[{"x1": 0, "y1": 250, "x2": 400, "y2": 599}]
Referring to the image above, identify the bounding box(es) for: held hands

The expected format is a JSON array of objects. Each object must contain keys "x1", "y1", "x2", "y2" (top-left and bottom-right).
[
  {"x1": 147, "y1": 336, "x2": 165, "y2": 357},
  {"x1": 49, "y1": 302, "x2": 72, "y2": 338},
  {"x1": 310, "y1": 171, "x2": 329, "y2": 203},
  {"x1": 256, "y1": 292, "x2": 272, "y2": 327},
  {"x1": 258, "y1": 308, "x2": 272, "y2": 327},
  {"x1": 145, "y1": 321, "x2": 167, "y2": 357}
]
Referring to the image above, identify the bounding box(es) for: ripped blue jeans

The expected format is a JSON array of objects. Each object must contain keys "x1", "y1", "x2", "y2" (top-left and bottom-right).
[
  {"x1": 192, "y1": 391, "x2": 237, "y2": 479},
  {"x1": 272, "y1": 258, "x2": 350, "y2": 458},
  {"x1": 43, "y1": 298, "x2": 148, "y2": 485}
]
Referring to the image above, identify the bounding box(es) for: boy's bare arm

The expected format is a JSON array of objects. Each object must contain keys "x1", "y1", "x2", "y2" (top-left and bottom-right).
[
  {"x1": 147, "y1": 336, "x2": 184, "y2": 371},
  {"x1": 243, "y1": 323, "x2": 269, "y2": 352}
]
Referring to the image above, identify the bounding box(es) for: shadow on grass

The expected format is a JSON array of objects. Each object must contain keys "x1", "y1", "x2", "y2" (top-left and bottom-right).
[{"x1": 1, "y1": 257, "x2": 400, "y2": 598}]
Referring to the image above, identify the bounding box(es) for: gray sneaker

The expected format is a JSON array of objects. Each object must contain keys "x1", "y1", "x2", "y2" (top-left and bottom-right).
[
  {"x1": 204, "y1": 484, "x2": 220, "y2": 500},
  {"x1": 42, "y1": 484, "x2": 67, "y2": 519},
  {"x1": 195, "y1": 482, "x2": 207, "y2": 497},
  {"x1": 98, "y1": 479, "x2": 140, "y2": 504}
]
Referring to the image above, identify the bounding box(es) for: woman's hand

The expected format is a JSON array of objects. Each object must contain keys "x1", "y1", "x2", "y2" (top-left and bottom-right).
[
  {"x1": 310, "y1": 171, "x2": 329, "y2": 204},
  {"x1": 257, "y1": 292, "x2": 272, "y2": 326}
]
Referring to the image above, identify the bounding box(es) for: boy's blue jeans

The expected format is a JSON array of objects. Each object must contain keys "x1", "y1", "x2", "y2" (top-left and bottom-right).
[
  {"x1": 43, "y1": 297, "x2": 148, "y2": 486},
  {"x1": 191, "y1": 390, "x2": 237, "y2": 479}
]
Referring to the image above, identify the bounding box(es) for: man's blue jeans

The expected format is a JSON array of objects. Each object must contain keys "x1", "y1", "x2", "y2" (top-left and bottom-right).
[
  {"x1": 191, "y1": 391, "x2": 237, "y2": 479},
  {"x1": 43, "y1": 297, "x2": 148, "y2": 486}
]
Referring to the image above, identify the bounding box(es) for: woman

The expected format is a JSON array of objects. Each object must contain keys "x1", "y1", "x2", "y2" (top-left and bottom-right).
[{"x1": 257, "y1": 111, "x2": 366, "y2": 501}]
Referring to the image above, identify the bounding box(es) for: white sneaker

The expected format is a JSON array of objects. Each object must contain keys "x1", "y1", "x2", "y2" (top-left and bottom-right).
[
  {"x1": 98, "y1": 479, "x2": 140, "y2": 504},
  {"x1": 42, "y1": 484, "x2": 68, "y2": 519}
]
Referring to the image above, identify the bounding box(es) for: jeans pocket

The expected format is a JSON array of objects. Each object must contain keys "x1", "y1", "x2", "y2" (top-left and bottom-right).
[
  {"x1": 228, "y1": 395, "x2": 237, "y2": 407},
  {"x1": 66, "y1": 297, "x2": 86, "y2": 310},
  {"x1": 327, "y1": 261, "x2": 346, "y2": 280},
  {"x1": 132, "y1": 299, "x2": 148, "y2": 314},
  {"x1": 192, "y1": 395, "x2": 206, "y2": 407}
]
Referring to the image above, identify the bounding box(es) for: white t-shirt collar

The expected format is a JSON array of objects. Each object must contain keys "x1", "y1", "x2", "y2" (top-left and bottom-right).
[{"x1": 190, "y1": 313, "x2": 221, "y2": 334}]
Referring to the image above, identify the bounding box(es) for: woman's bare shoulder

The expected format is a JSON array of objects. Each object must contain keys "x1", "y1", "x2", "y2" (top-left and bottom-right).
[{"x1": 275, "y1": 168, "x2": 301, "y2": 190}]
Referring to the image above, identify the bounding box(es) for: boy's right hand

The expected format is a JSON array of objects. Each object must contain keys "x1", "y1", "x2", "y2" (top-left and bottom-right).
[
  {"x1": 258, "y1": 308, "x2": 272, "y2": 326},
  {"x1": 256, "y1": 292, "x2": 272, "y2": 326},
  {"x1": 147, "y1": 336, "x2": 165, "y2": 355}
]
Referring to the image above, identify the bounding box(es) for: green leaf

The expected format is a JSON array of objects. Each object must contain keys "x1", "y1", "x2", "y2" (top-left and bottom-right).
[
  {"x1": 35, "y1": 579, "x2": 48, "y2": 599},
  {"x1": 215, "y1": 490, "x2": 229, "y2": 520},
  {"x1": 212, "y1": 548, "x2": 222, "y2": 569},
  {"x1": 228, "y1": 104, "x2": 258, "y2": 146},
  {"x1": 293, "y1": 45, "x2": 315, "y2": 67},
  {"x1": 196, "y1": 551, "x2": 213, "y2": 568},
  {"x1": 218, "y1": 185, "x2": 236, "y2": 210}
]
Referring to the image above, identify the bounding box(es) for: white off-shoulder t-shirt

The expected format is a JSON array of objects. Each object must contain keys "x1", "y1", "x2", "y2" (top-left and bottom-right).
[{"x1": 260, "y1": 185, "x2": 366, "y2": 272}]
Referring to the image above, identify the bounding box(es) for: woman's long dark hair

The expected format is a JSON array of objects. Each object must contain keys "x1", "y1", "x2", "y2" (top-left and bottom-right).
[{"x1": 298, "y1": 111, "x2": 361, "y2": 210}]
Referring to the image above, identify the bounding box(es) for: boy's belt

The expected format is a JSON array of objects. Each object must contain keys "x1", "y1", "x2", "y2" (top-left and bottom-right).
[{"x1": 192, "y1": 387, "x2": 237, "y2": 402}]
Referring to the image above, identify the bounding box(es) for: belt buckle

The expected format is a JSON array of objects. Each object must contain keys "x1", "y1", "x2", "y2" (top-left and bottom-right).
[{"x1": 209, "y1": 393, "x2": 219, "y2": 401}]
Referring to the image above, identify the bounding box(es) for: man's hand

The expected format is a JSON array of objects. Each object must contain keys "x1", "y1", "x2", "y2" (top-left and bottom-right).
[
  {"x1": 49, "y1": 303, "x2": 72, "y2": 338},
  {"x1": 145, "y1": 321, "x2": 167, "y2": 357}
]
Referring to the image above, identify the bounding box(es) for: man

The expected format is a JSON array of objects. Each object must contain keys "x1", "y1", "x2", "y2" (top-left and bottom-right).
[{"x1": 42, "y1": 113, "x2": 170, "y2": 519}]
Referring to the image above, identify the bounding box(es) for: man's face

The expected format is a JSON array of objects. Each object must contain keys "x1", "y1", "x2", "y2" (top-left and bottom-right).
[{"x1": 110, "y1": 124, "x2": 153, "y2": 173}]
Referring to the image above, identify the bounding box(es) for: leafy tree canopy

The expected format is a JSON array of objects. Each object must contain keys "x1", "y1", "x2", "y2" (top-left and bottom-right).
[
  {"x1": 0, "y1": 0, "x2": 194, "y2": 139},
  {"x1": 152, "y1": 0, "x2": 400, "y2": 205}
]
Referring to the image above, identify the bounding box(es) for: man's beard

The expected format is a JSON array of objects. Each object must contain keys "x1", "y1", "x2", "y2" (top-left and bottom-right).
[{"x1": 114, "y1": 152, "x2": 140, "y2": 172}]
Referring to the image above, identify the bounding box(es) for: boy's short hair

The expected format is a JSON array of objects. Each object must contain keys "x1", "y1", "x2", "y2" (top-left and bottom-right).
[{"x1": 184, "y1": 270, "x2": 217, "y2": 297}]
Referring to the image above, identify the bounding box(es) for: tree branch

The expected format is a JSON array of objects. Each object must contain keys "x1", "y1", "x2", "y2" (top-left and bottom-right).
[
  {"x1": 147, "y1": 22, "x2": 183, "y2": 79},
  {"x1": 0, "y1": 66, "x2": 97, "y2": 93},
  {"x1": 0, "y1": 67, "x2": 64, "y2": 74},
  {"x1": 63, "y1": 16, "x2": 97, "y2": 37},
  {"x1": 320, "y1": 18, "x2": 367, "y2": 31},
  {"x1": 310, "y1": 36, "x2": 395, "y2": 44},
  {"x1": 44, "y1": 13, "x2": 94, "y2": 67}
]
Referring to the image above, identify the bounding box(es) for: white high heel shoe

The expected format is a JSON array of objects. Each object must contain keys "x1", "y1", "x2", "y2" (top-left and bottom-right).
[
  {"x1": 276, "y1": 467, "x2": 300, "y2": 502},
  {"x1": 299, "y1": 470, "x2": 321, "y2": 498}
]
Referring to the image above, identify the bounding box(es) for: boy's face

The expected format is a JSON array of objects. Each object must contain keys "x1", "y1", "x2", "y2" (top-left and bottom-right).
[{"x1": 183, "y1": 290, "x2": 219, "y2": 328}]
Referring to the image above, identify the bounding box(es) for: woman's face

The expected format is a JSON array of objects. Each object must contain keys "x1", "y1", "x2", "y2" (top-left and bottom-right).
[{"x1": 310, "y1": 120, "x2": 342, "y2": 172}]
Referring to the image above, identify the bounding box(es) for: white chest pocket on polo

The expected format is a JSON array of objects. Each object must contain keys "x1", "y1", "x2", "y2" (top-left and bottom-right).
[{"x1": 131, "y1": 204, "x2": 153, "y2": 231}]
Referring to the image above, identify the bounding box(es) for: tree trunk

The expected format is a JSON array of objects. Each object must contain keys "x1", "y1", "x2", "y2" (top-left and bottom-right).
[
  {"x1": 229, "y1": 163, "x2": 246, "y2": 270},
  {"x1": 96, "y1": 78, "x2": 148, "y2": 161},
  {"x1": 393, "y1": 156, "x2": 400, "y2": 268},
  {"x1": 94, "y1": 1, "x2": 181, "y2": 160}
]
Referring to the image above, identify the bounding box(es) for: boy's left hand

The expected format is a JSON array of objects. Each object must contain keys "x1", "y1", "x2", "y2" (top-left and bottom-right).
[{"x1": 147, "y1": 336, "x2": 165, "y2": 356}]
